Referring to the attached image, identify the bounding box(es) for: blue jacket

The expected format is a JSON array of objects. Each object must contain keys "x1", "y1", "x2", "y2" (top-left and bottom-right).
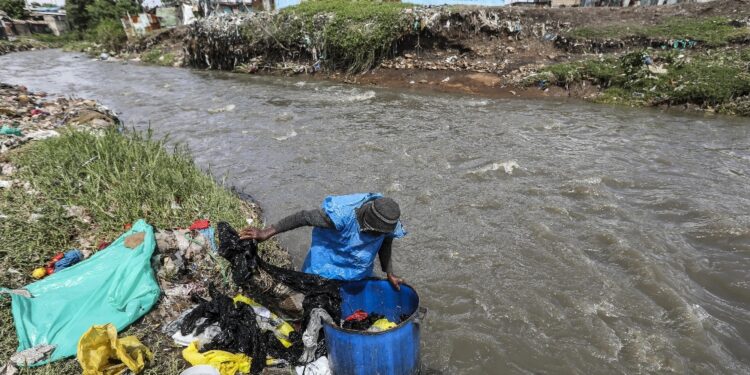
[{"x1": 301, "y1": 193, "x2": 406, "y2": 280}]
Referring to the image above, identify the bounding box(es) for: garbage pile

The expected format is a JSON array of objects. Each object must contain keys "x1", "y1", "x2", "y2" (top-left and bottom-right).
[
  {"x1": 0, "y1": 218, "x2": 407, "y2": 375},
  {"x1": 184, "y1": 6, "x2": 567, "y2": 74},
  {"x1": 0, "y1": 83, "x2": 118, "y2": 154}
]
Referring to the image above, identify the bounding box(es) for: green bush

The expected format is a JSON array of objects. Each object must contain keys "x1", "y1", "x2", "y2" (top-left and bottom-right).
[
  {"x1": 270, "y1": 0, "x2": 411, "y2": 72},
  {"x1": 0, "y1": 0, "x2": 28, "y2": 19},
  {"x1": 89, "y1": 19, "x2": 127, "y2": 52}
]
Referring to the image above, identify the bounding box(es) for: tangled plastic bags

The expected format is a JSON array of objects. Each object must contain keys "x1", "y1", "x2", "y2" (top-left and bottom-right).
[
  {"x1": 8, "y1": 219, "x2": 160, "y2": 364},
  {"x1": 77, "y1": 323, "x2": 152, "y2": 375}
]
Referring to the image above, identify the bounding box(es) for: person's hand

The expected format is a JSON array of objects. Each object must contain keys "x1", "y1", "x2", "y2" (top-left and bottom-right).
[
  {"x1": 387, "y1": 273, "x2": 404, "y2": 291},
  {"x1": 239, "y1": 227, "x2": 276, "y2": 242}
]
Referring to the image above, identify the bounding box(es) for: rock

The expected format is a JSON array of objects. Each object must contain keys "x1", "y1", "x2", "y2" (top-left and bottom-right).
[{"x1": 0, "y1": 180, "x2": 12, "y2": 189}]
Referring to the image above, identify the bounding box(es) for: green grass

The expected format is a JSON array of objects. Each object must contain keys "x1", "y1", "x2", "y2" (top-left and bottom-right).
[
  {"x1": 529, "y1": 48, "x2": 750, "y2": 112},
  {"x1": 241, "y1": 0, "x2": 411, "y2": 72},
  {"x1": 25, "y1": 33, "x2": 80, "y2": 47},
  {"x1": 566, "y1": 17, "x2": 750, "y2": 47},
  {"x1": 141, "y1": 48, "x2": 176, "y2": 66},
  {"x1": 0, "y1": 128, "x2": 265, "y2": 374}
]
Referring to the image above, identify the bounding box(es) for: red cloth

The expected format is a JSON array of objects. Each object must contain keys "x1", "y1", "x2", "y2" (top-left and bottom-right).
[
  {"x1": 345, "y1": 309, "x2": 368, "y2": 322},
  {"x1": 189, "y1": 219, "x2": 211, "y2": 230}
]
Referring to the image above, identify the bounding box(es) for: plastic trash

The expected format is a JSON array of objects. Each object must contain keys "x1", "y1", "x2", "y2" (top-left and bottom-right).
[
  {"x1": 77, "y1": 323, "x2": 152, "y2": 375},
  {"x1": 366, "y1": 318, "x2": 397, "y2": 332},
  {"x1": 0, "y1": 126, "x2": 22, "y2": 136},
  {"x1": 180, "y1": 365, "x2": 221, "y2": 375},
  {"x1": 9, "y1": 344, "x2": 56, "y2": 366},
  {"x1": 53, "y1": 250, "x2": 84, "y2": 271},
  {"x1": 182, "y1": 341, "x2": 251, "y2": 375},
  {"x1": 7, "y1": 220, "x2": 160, "y2": 364},
  {"x1": 300, "y1": 308, "x2": 333, "y2": 364},
  {"x1": 233, "y1": 294, "x2": 295, "y2": 348},
  {"x1": 295, "y1": 356, "x2": 331, "y2": 375}
]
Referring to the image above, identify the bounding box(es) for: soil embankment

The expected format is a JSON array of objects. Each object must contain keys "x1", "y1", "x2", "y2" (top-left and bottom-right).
[{"x1": 163, "y1": 0, "x2": 749, "y2": 114}]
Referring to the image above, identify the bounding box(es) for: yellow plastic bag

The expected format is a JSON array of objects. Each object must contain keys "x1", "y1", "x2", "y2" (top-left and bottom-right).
[
  {"x1": 182, "y1": 341, "x2": 251, "y2": 375},
  {"x1": 232, "y1": 294, "x2": 295, "y2": 348},
  {"x1": 369, "y1": 318, "x2": 397, "y2": 332},
  {"x1": 77, "y1": 324, "x2": 152, "y2": 375}
]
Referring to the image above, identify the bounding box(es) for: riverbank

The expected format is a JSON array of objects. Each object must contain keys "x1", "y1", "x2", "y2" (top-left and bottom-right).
[
  {"x1": 34, "y1": 0, "x2": 748, "y2": 115},
  {"x1": 111, "y1": 0, "x2": 748, "y2": 115},
  {"x1": 0, "y1": 83, "x2": 290, "y2": 374},
  {"x1": 0, "y1": 38, "x2": 49, "y2": 56}
]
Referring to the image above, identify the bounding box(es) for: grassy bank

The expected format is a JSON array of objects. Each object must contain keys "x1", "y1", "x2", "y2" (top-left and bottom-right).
[
  {"x1": 525, "y1": 47, "x2": 750, "y2": 115},
  {"x1": 564, "y1": 17, "x2": 750, "y2": 47},
  {"x1": 0, "y1": 128, "x2": 271, "y2": 374},
  {"x1": 190, "y1": 0, "x2": 412, "y2": 72},
  {"x1": 0, "y1": 38, "x2": 49, "y2": 55}
]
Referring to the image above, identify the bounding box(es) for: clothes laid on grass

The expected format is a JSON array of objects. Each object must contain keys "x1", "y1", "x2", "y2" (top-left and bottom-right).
[{"x1": 7, "y1": 220, "x2": 160, "y2": 364}]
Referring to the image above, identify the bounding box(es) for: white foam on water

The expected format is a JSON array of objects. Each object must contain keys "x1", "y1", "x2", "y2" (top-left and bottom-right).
[
  {"x1": 207, "y1": 104, "x2": 235, "y2": 114},
  {"x1": 386, "y1": 181, "x2": 403, "y2": 192},
  {"x1": 340, "y1": 90, "x2": 376, "y2": 102},
  {"x1": 574, "y1": 177, "x2": 603, "y2": 185},
  {"x1": 274, "y1": 130, "x2": 297, "y2": 141},
  {"x1": 469, "y1": 160, "x2": 521, "y2": 175}
]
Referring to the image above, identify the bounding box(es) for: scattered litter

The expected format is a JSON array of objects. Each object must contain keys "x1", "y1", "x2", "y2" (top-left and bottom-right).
[
  {"x1": 0, "y1": 84, "x2": 118, "y2": 155},
  {"x1": 182, "y1": 341, "x2": 251, "y2": 375},
  {"x1": 54, "y1": 249, "x2": 86, "y2": 271},
  {"x1": 180, "y1": 364, "x2": 220, "y2": 375},
  {"x1": 0, "y1": 363, "x2": 18, "y2": 375},
  {"x1": 295, "y1": 356, "x2": 331, "y2": 375},
  {"x1": 0, "y1": 180, "x2": 11, "y2": 189},
  {"x1": 0, "y1": 163, "x2": 15, "y2": 176},
  {"x1": 7, "y1": 220, "x2": 160, "y2": 363},
  {"x1": 299, "y1": 308, "x2": 332, "y2": 364},
  {"x1": 124, "y1": 232, "x2": 146, "y2": 249},
  {"x1": 648, "y1": 65, "x2": 668, "y2": 75},
  {"x1": 77, "y1": 323, "x2": 152, "y2": 375},
  {"x1": 173, "y1": 321, "x2": 222, "y2": 347},
  {"x1": 0, "y1": 125, "x2": 22, "y2": 136},
  {"x1": 9, "y1": 344, "x2": 56, "y2": 366}
]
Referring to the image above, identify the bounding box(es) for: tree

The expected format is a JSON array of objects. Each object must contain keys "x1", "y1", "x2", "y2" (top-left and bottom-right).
[
  {"x1": 65, "y1": 0, "x2": 95, "y2": 32},
  {"x1": 86, "y1": 0, "x2": 141, "y2": 24},
  {"x1": 0, "y1": 0, "x2": 29, "y2": 19}
]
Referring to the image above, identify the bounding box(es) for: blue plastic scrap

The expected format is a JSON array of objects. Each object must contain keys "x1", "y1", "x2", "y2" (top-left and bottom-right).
[
  {"x1": 7, "y1": 219, "x2": 161, "y2": 365},
  {"x1": 53, "y1": 249, "x2": 84, "y2": 271}
]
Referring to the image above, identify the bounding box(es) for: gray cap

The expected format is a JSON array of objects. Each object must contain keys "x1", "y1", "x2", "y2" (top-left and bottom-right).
[{"x1": 358, "y1": 197, "x2": 400, "y2": 233}]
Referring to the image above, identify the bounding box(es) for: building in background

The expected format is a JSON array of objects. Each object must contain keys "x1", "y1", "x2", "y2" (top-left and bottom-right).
[{"x1": 27, "y1": 6, "x2": 67, "y2": 35}]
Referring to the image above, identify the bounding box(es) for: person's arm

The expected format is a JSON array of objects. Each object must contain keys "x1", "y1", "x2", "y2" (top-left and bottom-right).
[
  {"x1": 240, "y1": 209, "x2": 333, "y2": 241},
  {"x1": 378, "y1": 237, "x2": 394, "y2": 274},
  {"x1": 379, "y1": 237, "x2": 404, "y2": 290}
]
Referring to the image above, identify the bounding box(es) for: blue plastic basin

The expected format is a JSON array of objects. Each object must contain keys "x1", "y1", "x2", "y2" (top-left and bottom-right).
[{"x1": 323, "y1": 279, "x2": 423, "y2": 375}]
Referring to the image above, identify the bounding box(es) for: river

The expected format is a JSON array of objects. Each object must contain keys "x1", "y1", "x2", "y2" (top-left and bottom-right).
[{"x1": 1, "y1": 49, "x2": 749, "y2": 374}]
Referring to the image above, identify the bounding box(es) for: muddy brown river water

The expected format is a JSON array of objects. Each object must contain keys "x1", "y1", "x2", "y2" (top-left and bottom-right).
[{"x1": 2, "y1": 49, "x2": 749, "y2": 374}]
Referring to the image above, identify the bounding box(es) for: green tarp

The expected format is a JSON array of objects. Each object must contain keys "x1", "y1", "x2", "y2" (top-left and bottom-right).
[{"x1": 9, "y1": 219, "x2": 160, "y2": 364}]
